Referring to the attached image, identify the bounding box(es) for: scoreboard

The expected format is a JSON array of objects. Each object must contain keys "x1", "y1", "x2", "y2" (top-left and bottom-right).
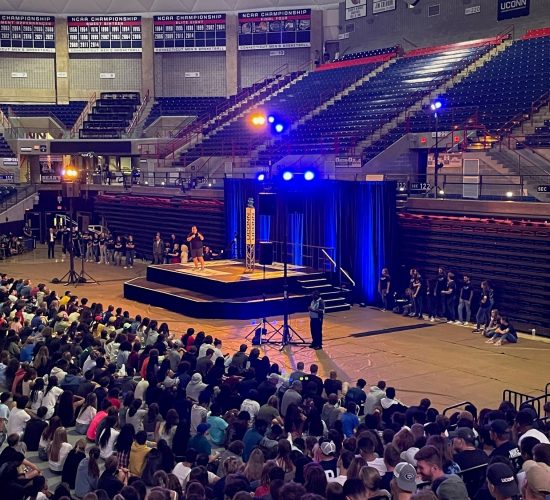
[
  {"x1": 153, "y1": 14, "x2": 226, "y2": 52},
  {"x1": 238, "y1": 9, "x2": 311, "y2": 50},
  {"x1": 0, "y1": 15, "x2": 55, "y2": 53},
  {"x1": 67, "y1": 16, "x2": 142, "y2": 53}
]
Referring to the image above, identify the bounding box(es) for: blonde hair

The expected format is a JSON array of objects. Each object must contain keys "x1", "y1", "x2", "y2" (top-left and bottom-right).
[
  {"x1": 359, "y1": 466, "x2": 381, "y2": 492},
  {"x1": 49, "y1": 427, "x2": 68, "y2": 462},
  {"x1": 244, "y1": 448, "x2": 264, "y2": 481}
]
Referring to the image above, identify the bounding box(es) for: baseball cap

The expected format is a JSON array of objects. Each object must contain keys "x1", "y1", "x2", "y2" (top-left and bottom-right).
[
  {"x1": 448, "y1": 427, "x2": 476, "y2": 444},
  {"x1": 123, "y1": 322, "x2": 132, "y2": 330},
  {"x1": 400, "y1": 447, "x2": 419, "y2": 466},
  {"x1": 320, "y1": 441, "x2": 336, "y2": 456},
  {"x1": 486, "y1": 463, "x2": 519, "y2": 497},
  {"x1": 489, "y1": 419, "x2": 509, "y2": 435},
  {"x1": 394, "y1": 462, "x2": 417, "y2": 493},
  {"x1": 523, "y1": 460, "x2": 550, "y2": 494},
  {"x1": 436, "y1": 475, "x2": 469, "y2": 500},
  {"x1": 197, "y1": 423, "x2": 211, "y2": 434}
]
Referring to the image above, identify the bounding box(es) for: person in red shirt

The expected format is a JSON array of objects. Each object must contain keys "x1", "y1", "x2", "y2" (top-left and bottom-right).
[
  {"x1": 107, "y1": 388, "x2": 121, "y2": 410},
  {"x1": 87, "y1": 399, "x2": 111, "y2": 441}
]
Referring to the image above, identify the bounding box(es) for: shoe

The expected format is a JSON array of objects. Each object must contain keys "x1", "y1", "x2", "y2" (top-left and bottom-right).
[
  {"x1": 314, "y1": 346, "x2": 322, "y2": 350},
  {"x1": 464, "y1": 322, "x2": 469, "y2": 326},
  {"x1": 130, "y1": 266, "x2": 133, "y2": 269},
  {"x1": 485, "y1": 339, "x2": 494, "y2": 344},
  {"x1": 408, "y1": 313, "x2": 415, "y2": 317},
  {"x1": 447, "y1": 320, "x2": 453, "y2": 324},
  {"x1": 381, "y1": 308, "x2": 386, "y2": 312},
  {"x1": 454, "y1": 320, "x2": 462, "y2": 325},
  {"x1": 430, "y1": 317, "x2": 435, "y2": 322},
  {"x1": 124, "y1": 266, "x2": 127, "y2": 269},
  {"x1": 472, "y1": 329, "x2": 480, "y2": 333}
]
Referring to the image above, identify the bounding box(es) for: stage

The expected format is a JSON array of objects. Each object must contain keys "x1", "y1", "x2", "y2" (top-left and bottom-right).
[{"x1": 124, "y1": 259, "x2": 351, "y2": 319}]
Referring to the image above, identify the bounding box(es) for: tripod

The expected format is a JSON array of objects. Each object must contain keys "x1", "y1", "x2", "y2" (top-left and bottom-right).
[
  {"x1": 57, "y1": 246, "x2": 80, "y2": 285},
  {"x1": 75, "y1": 253, "x2": 99, "y2": 287},
  {"x1": 245, "y1": 263, "x2": 278, "y2": 345}
]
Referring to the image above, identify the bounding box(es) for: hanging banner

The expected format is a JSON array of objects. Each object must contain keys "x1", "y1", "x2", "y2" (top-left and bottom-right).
[
  {"x1": 39, "y1": 154, "x2": 63, "y2": 183},
  {"x1": 67, "y1": 16, "x2": 142, "y2": 52},
  {"x1": 373, "y1": 0, "x2": 397, "y2": 14},
  {"x1": 238, "y1": 9, "x2": 311, "y2": 50},
  {"x1": 154, "y1": 14, "x2": 226, "y2": 52},
  {"x1": 497, "y1": 0, "x2": 530, "y2": 20},
  {"x1": 346, "y1": 0, "x2": 367, "y2": 19},
  {"x1": 0, "y1": 16, "x2": 55, "y2": 53}
]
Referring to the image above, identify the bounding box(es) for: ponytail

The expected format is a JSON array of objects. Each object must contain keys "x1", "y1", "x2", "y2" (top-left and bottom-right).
[{"x1": 88, "y1": 446, "x2": 100, "y2": 478}]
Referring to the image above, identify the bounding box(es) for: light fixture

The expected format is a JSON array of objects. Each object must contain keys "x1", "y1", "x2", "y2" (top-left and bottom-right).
[
  {"x1": 274, "y1": 123, "x2": 284, "y2": 134},
  {"x1": 267, "y1": 115, "x2": 275, "y2": 124},
  {"x1": 250, "y1": 113, "x2": 266, "y2": 127},
  {"x1": 256, "y1": 172, "x2": 266, "y2": 182},
  {"x1": 430, "y1": 101, "x2": 442, "y2": 111},
  {"x1": 439, "y1": 189, "x2": 445, "y2": 195},
  {"x1": 304, "y1": 170, "x2": 315, "y2": 181},
  {"x1": 282, "y1": 171, "x2": 293, "y2": 181},
  {"x1": 506, "y1": 191, "x2": 513, "y2": 198}
]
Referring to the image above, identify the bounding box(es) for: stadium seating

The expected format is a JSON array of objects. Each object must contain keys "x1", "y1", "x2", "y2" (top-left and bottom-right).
[
  {"x1": 0, "y1": 101, "x2": 86, "y2": 129},
  {"x1": 365, "y1": 35, "x2": 550, "y2": 162},
  {"x1": 176, "y1": 62, "x2": 382, "y2": 166},
  {"x1": 0, "y1": 134, "x2": 14, "y2": 157},
  {"x1": 525, "y1": 119, "x2": 550, "y2": 147},
  {"x1": 257, "y1": 45, "x2": 493, "y2": 164},
  {"x1": 0, "y1": 185, "x2": 16, "y2": 203},
  {"x1": 80, "y1": 92, "x2": 140, "y2": 139},
  {"x1": 337, "y1": 45, "x2": 399, "y2": 61},
  {"x1": 144, "y1": 96, "x2": 226, "y2": 129}
]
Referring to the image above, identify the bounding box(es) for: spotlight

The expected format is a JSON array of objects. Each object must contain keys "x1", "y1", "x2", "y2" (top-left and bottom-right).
[
  {"x1": 506, "y1": 191, "x2": 513, "y2": 198},
  {"x1": 250, "y1": 113, "x2": 266, "y2": 127},
  {"x1": 267, "y1": 115, "x2": 275, "y2": 124},
  {"x1": 282, "y1": 171, "x2": 293, "y2": 181},
  {"x1": 274, "y1": 123, "x2": 284, "y2": 134},
  {"x1": 256, "y1": 172, "x2": 266, "y2": 182},
  {"x1": 430, "y1": 101, "x2": 442, "y2": 111},
  {"x1": 304, "y1": 170, "x2": 315, "y2": 181},
  {"x1": 439, "y1": 189, "x2": 445, "y2": 195}
]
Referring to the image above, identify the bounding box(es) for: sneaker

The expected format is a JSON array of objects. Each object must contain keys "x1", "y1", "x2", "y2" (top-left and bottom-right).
[
  {"x1": 454, "y1": 320, "x2": 462, "y2": 325},
  {"x1": 124, "y1": 266, "x2": 127, "y2": 269},
  {"x1": 464, "y1": 322, "x2": 469, "y2": 326},
  {"x1": 130, "y1": 266, "x2": 133, "y2": 269},
  {"x1": 447, "y1": 320, "x2": 454, "y2": 324},
  {"x1": 430, "y1": 317, "x2": 435, "y2": 322},
  {"x1": 472, "y1": 329, "x2": 480, "y2": 333},
  {"x1": 408, "y1": 313, "x2": 415, "y2": 317}
]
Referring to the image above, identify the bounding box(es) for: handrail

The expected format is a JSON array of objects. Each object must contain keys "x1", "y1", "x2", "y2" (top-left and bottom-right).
[
  {"x1": 321, "y1": 248, "x2": 336, "y2": 269},
  {"x1": 126, "y1": 89, "x2": 150, "y2": 137},
  {"x1": 443, "y1": 401, "x2": 475, "y2": 415},
  {"x1": 321, "y1": 248, "x2": 356, "y2": 287},
  {"x1": 70, "y1": 91, "x2": 97, "y2": 138},
  {"x1": 499, "y1": 89, "x2": 550, "y2": 135}
]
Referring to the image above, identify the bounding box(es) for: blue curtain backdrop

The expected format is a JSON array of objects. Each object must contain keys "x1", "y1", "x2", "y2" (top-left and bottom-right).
[{"x1": 224, "y1": 179, "x2": 396, "y2": 303}]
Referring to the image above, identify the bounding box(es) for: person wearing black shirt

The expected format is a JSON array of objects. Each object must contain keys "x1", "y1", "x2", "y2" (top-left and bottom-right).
[
  {"x1": 106, "y1": 235, "x2": 115, "y2": 265},
  {"x1": 62, "y1": 227, "x2": 71, "y2": 256},
  {"x1": 113, "y1": 237, "x2": 123, "y2": 266},
  {"x1": 82, "y1": 232, "x2": 92, "y2": 262},
  {"x1": 72, "y1": 228, "x2": 81, "y2": 257},
  {"x1": 489, "y1": 419, "x2": 522, "y2": 473},
  {"x1": 125, "y1": 235, "x2": 136, "y2": 269},
  {"x1": 47, "y1": 227, "x2": 56, "y2": 259},
  {"x1": 432, "y1": 267, "x2": 447, "y2": 320},
  {"x1": 187, "y1": 225, "x2": 205, "y2": 270},
  {"x1": 98, "y1": 233, "x2": 107, "y2": 264},
  {"x1": 487, "y1": 316, "x2": 518, "y2": 346},
  {"x1": 451, "y1": 427, "x2": 488, "y2": 497},
  {"x1": 378, "y1": 268, "x2": 391, "y2": 311},
  {"x1": 441, "y1": 272, "x2": 457, "y2": 323},
  {"x1": 474, "y1": 281, "x2": 495, "y2": 333},
  {"x1": 22, "y1": 406, "x2": 48, "y2": 451},
  {"x1": 458, "y1": 275, "x2": 474, "y2": 325},
  {"x1": 97, "y1": 455, "x2": 127, "y2": 498},
  {"x1": 410, "y1": 268, "x2": 424, "y2": 319},
  {"x1": 91, "y1": 233, "x2": 99, "y2": 263}
]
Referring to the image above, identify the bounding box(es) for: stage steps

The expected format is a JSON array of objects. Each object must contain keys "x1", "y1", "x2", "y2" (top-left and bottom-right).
[{"x1": 297, "y1": 277, "x2": 351, "y2": 313}]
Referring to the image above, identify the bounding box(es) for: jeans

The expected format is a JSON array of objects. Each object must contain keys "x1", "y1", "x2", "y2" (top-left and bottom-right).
[
  {"x1": 413, "y1": 295, "x2": 423, "y2": 317},
  {"x1": 476, "y1": 307, "x2": 490, "y2": 329},
  {"x1": 86, "y1": 244, "x2": 94, "y2": 261},
  {"x1": 126, "y1": 250, "x2": 135, "y2": 267},
  {"x1": 310, "y1": 318, "x2": 323, "y2": 347},
  {"x1": 491, "y1": 333, "x2": 517, "y2": 343},
  {"x1": 99, "y1": 245, "x2": 106, "y2": 264},
  {"x1": 106, "y1": 248, "x2": 114, "y2": 264},
  {"x1": 47, "y1": 242, "x2": 55, "y2": 259},
  {"x1": 114, "y1": 251, "x2": 122, "y2": 266},
  {"x1": 446, "y1": 296, "x2": 456, "y2": 321},
  {"x1": 380, "y1": 291, "x2": 389, "y2": 310},
  {"x1": 458, "y1": 299, "x2": 471, "y2": 323}
]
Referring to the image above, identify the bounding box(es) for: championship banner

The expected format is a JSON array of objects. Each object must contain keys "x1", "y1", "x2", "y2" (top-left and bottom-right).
[
  {"x1": 67, "y1": 16, "x2": 142, "y2": 53},
  {"x1": 238, "y1": 9, "x2": 311, "y2": 50},
  {"x1": 373, "y1": 0, "x2": 397, "y2": 15},
  {"x1": 346, "y1": 0, "x2": 367, "y2": 20},
  {"x1": 0, "y1": 16, "x2": 55, "y2": 53},
  {"x1": 39, "y1": 154, "x2": 63, "y2": 183},
  {"x1": 154, "y1": 14, "x2": 226, "y2": 52},
  {"x1": 497, "y1": 0, "x2": 530, "y2": 20}
]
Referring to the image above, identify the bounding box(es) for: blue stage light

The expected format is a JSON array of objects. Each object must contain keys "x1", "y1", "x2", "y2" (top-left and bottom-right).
[
  {"x1": 267, "y1": 115, "x2": 275, "y2": 124},
  {"x1": 274, "y1": 123, "x2": 284, "y2": 133},
  {"x1": 430, "y1": 101, "x2": 442, "y2": 111},
  {"x1": 256, "y1": 172, "x2": 266, "y2": 182},
  {"x1": 282, "y1": 171, "x2": 293, "y2": 181},
  {"x1": 304, "y1": 170, "x2": 315, "y2": 181}
]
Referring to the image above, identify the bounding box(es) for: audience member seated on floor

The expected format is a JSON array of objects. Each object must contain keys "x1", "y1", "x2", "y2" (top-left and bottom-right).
[
  {"x1": 0, "y1": 270, "x2": 547, "y2": 500},
  {"x1": 486, "y1": 316, "x2": 518, "y2": 346}
]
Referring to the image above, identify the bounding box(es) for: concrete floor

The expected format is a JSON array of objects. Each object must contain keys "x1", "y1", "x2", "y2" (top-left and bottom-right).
[{"x1": 4, "y1": 245, "x2": 550, "y2": 412}]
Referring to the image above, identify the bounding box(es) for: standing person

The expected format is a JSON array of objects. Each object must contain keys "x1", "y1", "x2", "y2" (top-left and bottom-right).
[
  {"x1": 410, "y1": 269, "x2": 423, "y2": 320},
  {"x1": 378, "y1": 268, "x2": 391, "y2": 311},
  {"x1": 187, "y1": 225, "x2": 205, "y2": 271},
  {"x1": 431, "y1": 267, "x2": 447, "y2": 320},
  {"x1": 152, "y1": 233, "x2": 164, "y2": 265},
  {"x1": 457, "y1": 275, "x2": 473, "y2": 325},
  {"x1": 98, "y1": 232, "x2": 107, "y2": 264},
  {"x1": 441, "y1": 272, "x2": 457, "y2": 323},
  {"x1": 113, "y1": 236, "x2": 123, "y2": 266},
  {"x1": 180, "y1": 242, "x2": 189, "y2": 264},
  {"x1": 91, "y1": 233, "x2": 99, "y2": 263},
  {"x1": 308, "y1": 291, "x2": 325, "y2": 350},
  {"x1": 125, "y1": 235, "x2": 135, "y2": 269},
  {"x1": 47, "y1": 228, "x2": 56, "y2": 259},
  {"x1": 474, "y1": 280, "x2": 494, "y2": 333},
  {"x1": 106, "y1": 233, "x2": 115, "y2": 265}
]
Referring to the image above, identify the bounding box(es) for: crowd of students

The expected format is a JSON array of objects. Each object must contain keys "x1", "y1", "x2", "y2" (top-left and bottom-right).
[
  {"x1": 0, "y1": 272, "x2": 547, "y2": 500},
  {"x1": 378, "y1": 268, "x2": 518, "y2": 346}
]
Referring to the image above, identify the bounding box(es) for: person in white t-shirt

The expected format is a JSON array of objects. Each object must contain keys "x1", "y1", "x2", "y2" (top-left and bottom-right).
[
  {"x1": 240, "y1": 391, "x2": 261, "y2": 423},
  {"x1": 7, "y1": 395, "x2": 31, "y2": 437},
  {"x1": 329, "y1": 450, "x2": 355, "y2": 485},
  {"x1": 42, "y1": 377, "x2": 64, "y2": 420},
  {"x1": 98, "y1": 416, "x2": 120, "y2": 460},
  {"x1": 48, "y1": 426, "x2": 73, "y2": 472},
  {"x1": 515, "y1": 410, "x2": 550, "y2": 446}
]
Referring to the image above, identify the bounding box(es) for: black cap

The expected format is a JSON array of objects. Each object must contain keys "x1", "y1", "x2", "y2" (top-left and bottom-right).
[
  {"x1": 487, "y1": 463, "x2": 519, "y2": 497},
  {"x1": 489, "y1": 419, "x2": 509, "y2": 435},
  {"x1": 448, "y1": 427, "x2": 476, "y2": 444}
]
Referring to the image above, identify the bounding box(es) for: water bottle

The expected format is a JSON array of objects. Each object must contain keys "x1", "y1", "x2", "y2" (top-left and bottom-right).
[{"x1": 531, "y1": 329, "x2": 536, "y2": 337}]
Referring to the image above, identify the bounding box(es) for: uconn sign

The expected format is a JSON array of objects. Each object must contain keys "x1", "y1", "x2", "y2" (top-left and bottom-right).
[{"x1": 497, "y1": 0, "x2": 530, "y2": 20}]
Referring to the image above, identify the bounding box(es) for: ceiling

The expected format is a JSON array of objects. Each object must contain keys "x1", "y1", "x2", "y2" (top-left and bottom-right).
[{"x1": 0, "y1": 0, "x2": 338, "y2": 15}]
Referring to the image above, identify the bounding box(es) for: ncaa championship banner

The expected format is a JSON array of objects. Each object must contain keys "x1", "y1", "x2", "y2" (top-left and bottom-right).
[
  {"x1": 154, "y1": 14, "x2": 226, "y2": 52},
  {"x1": 497, "y1": 0, "x2": 530, "y2": 20},
  {"x1": 238, "y1": 9, "x2": 311, "y2": 50},
  {"x1": 67, "y1": 16, "x2": 142, "y2": 53},
  {"x1": 373, "y1": 0, "x2": 397, "y2": 14},
  {"x1": 346, "y1": 0, "x2": 367, "y2": 20},
  {"x1": 0, "y1": 16, "x2": 55, "y2": 53}
]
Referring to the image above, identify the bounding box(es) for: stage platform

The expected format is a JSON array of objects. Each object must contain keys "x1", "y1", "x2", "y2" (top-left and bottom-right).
[{"x1": 124, "y1": 260, "x2": 351, "y2": 319}]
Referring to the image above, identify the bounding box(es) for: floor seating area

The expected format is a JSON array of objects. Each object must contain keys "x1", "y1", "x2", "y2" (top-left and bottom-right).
[
  {"x1": 79, "y1": 92, "x2": 140, "y2": 139},
  {"x1": 363, "y1": 34, "x2": 550, "y2": 162},
  {"x1": 0, "y1": 101, "x2": 86, "y2": 129},
  {"x1": 0, "y1": 133, "x2": 15, "y2": 157},
  {"x1": 258, "y1": 45, "x2": 492, "y2": 164},
  {"x1": 398, "y1": 212, "x2": 550, "y2": 332},
  {"x1": 176, "y1": 62, "x2": 382, "y2": 166}
]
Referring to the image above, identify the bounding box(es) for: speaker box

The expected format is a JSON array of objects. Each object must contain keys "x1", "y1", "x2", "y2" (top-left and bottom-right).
[
  {"x1": 259, "y1": 192, "x2": 277, "y2": 216},
  {"x1": 62, "y1": 182, "x2": 81, "y2": 198},
  {"x1": 259, "y1": 241, "x2": 274, "y2": 265}
]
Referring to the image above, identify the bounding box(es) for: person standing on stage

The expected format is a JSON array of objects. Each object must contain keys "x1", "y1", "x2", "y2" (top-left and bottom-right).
[
  {"x1": 187, "y1": 225, "x2": 205, "y2": 270},
  {"x1": 152, "y1": 232, "x2": 164, "y2": 265},
  {"x1": 309, "y1": 290, "x2": 325, "y2": 350},
  {"x1": 47, "y1": 227, "x2": 56, "y2": 259}
]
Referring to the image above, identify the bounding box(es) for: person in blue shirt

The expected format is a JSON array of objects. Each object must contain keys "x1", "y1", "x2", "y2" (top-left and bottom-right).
[
  {"x1": 242, "y1": 418, "x2": 268, "y2": 461},
  {"x1": 19, "y1": 338, "x2": 35, "y2": 363},
  {"x1": 340, "y1": 402, "x2": 359, "y2": 438},
  {"x1": 207, "y1": 403, "x2": 228, "y2": 447}
]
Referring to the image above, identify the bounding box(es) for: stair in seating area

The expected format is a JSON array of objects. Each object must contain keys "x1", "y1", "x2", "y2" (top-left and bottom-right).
[
  {"x1": 297, "y1": 277, "x2": 351, "y2": 313},
  {"x1": 0, "y1": 133, "x2": 15, "y2": 157},
  {"x1": 80, "y1": 92, "x2": 140, "y2": 139}
]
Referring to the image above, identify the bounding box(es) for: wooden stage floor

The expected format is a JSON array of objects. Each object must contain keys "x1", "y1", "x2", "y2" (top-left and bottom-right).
[{"x1": 5, "y1": 245, "x2": 550, "y2": 411}]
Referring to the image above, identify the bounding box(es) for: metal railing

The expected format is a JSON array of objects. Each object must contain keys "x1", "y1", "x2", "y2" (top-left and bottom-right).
[
  {"x1": 502, "y1": 382, "x2": 550, "y2": 417},
  {"x1": 443, "y1": 401, "x2": 475, "y2": 416},
  {"x1": 0, "y1": 184, "x2": 37, "y2": 213},
  {"x1": 267, "y1": 241, "x2": 335, "y2": 273},
  {"x1": 70, "y1": 92, "x2": 97, "y2": 138},
  {"x1": 126, "y1": 89, "x2": 150, "y2": 137},
  {"x1": 322, "y1": 248, "x2": 356, "y2": 288}
]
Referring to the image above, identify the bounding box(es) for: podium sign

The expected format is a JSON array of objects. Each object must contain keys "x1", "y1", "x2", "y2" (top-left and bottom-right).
[{"x1": 245, "y1": 206, "x2": 255, "y2": 245}]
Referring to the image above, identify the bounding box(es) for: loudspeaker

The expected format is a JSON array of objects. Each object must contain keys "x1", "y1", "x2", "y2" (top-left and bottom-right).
[
  {"x1": 62, "y1": 182, "x2": 81, "y2": 198},
  {"x1": 259, "y1": 192, "x2": 276, "y2": 216},
  {"x1": 259, "y1": 241, "x2": 273, "y2": 265}
]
